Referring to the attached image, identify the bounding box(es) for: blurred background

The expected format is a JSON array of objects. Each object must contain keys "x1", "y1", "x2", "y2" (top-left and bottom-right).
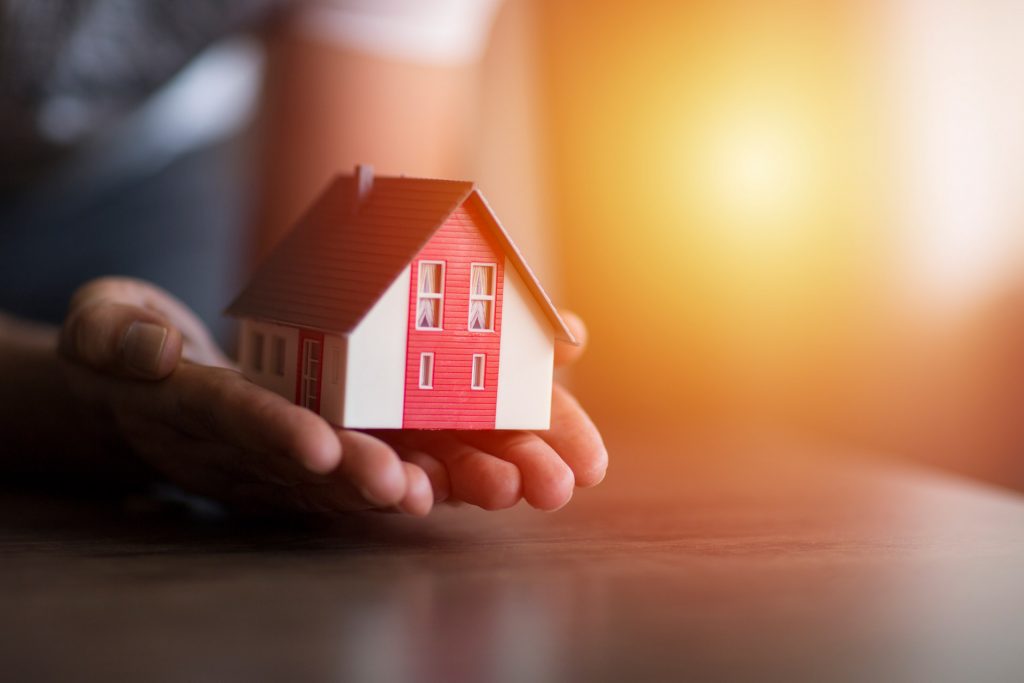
[
  {"x1": 3, "y1": 0, "x2": 1022, "y2": 488},
  {"x1": 511, "y1": 0, "x2": 1024, "y2": 488}
]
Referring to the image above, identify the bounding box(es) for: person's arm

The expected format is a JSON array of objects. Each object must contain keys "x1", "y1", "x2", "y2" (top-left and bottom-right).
[
  {"x1": 0, "y1": 314, "x2": 130, "y2": 483},
  {"x1": 0, "y1": 278, "x2": 432, "y2": 513},
  {"x1": 0, "y1": 277, "x2": 605, "y2": 514},
  {"x1": 0, "y1": 2, "x2": 607, "y2": 514},
  {"x1": 252, "y1": 3, "x2": 498, "y2": 259},
  {"x1": 246, "y1": 10, "x2": 608, "y2": 509}
]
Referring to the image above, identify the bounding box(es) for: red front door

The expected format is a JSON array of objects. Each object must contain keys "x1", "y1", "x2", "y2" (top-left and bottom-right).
[{"x1": 296, "y1": 329, "x2": 324, "y2": 414}]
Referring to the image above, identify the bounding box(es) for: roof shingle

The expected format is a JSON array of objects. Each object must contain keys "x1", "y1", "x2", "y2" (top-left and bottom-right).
[{"x1": 226, "y1": 171, "x2": 575, "y2": 343}]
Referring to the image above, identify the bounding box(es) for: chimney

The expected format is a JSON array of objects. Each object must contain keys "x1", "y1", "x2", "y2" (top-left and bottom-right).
[{"x1": 353, "y1": 163, "x2": 374, "y2": 212}]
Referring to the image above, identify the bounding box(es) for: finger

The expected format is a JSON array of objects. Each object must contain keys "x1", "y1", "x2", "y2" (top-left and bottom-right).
[
  {"x1": 536, "y1": 384, "x2": 608, "y2": 487},
  {"x1": 144, "y1": 436, "x2": 370, "y2": 516},
  {"x1": 460, "y1": 431, "x2": 574, "y2": 511},
  {"x1": 110, "y1": 418, "x2": 344, "y2": 513},
  {"x1": 417, "y1": 433, "x2": 522, "y2": 510},
  {"x1": 60, "y1": 299, "x2": 183, "y2": 379},
  {"x1": 122, "y1": 362, "x2": 342, "y2": 474},
  {"x1": 334, "y1": 430, "x2": 408, "y2": 507},
  {"x1": 177, "y1": 364, "x2": 341, "y2": 474},
  {"x1": 60, "y1": 357, "x2": 342, "y2": 476},
  {"x1": 396, "y1": 462, "x2": 434, "y2": 516},
  {"x1": 90, "y1": 277, "x2": 231, "y2": 367},
  {"x1": 229, "y1": 461, "x2": 402, "y2": 515},
  {"x1": 554, "y1": 309, "x2": 588, "y2": 367},
  {"x1": 67, "y1": 277, "x2": 231, "y2": 370},
  {"x1": 398, "y1": 449, "x2": 451, "y2": 503}
]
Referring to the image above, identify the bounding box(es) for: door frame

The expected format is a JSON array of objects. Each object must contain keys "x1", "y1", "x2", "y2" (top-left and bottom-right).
[{"x1": 295, "y1": 329, "x2": 325, "y2": 414}]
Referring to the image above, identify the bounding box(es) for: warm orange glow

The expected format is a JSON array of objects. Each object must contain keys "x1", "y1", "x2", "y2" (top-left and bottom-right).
[
  {"x1": 539, "y1": 0, "x2": 1024, "y2": 480},
  {"x1": 694, "y1": 101, "x2": 820, "y2": 233},
  {"x1": 540, "y1": 0, "x2": 885, "y2": 425}
]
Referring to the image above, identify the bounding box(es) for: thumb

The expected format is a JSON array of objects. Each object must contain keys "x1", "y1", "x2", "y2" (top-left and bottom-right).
[
  {"x1": 59, "y1": 300, "x2": 183, "y2": 379},
  {"x1": 554, "y1": 310, "x2": 588, "y2": 367}
]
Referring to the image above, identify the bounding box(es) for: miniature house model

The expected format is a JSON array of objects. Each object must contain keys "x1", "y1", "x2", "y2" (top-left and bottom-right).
[{"x1": 227, "y1": 165, "x2": 576, "y2": 430}]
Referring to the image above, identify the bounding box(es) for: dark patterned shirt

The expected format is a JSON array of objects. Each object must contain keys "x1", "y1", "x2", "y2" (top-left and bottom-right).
[{"x1": 0, "y1": 0, "x2": 284, "y2": 195}]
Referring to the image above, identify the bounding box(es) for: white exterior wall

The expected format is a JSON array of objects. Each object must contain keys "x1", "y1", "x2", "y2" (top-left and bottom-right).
[
  {"x1": 495, "y1": 258, "x2": 555, "y2": 429},
  {"x1": 239, "y1": 319, "x2": 299, "y2": 401},
  {"x1": 343, "y1": 266, "x2": 411, "y2": 428}
]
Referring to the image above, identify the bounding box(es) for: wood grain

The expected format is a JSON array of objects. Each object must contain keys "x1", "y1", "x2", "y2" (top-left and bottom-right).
[{"x1": 3, "y1": 427, "x2": 1024, "y2": 682}]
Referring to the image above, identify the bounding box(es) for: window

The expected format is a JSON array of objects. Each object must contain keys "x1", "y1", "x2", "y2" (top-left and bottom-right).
[
  {"x1": 416, "y1": 261, "x2": 445, "y2": 329},
  {"x1": 300, "y1": 338, "x2": 322, "y2": 410},
  {"x1": 471, "y1": 354, "x2": 485, "y2": 390},
  {"x1": 468, "y1": 264, "x2": 496, "y2": 331},
  {"x1": 250, "y1": 331, "x2": 265, "y2": 372},
  {"x1": 271, "y1": 336, "x2": 286, "y2": 376},
  {"x1": 419, "y1": 353, "x2": 434, "y2": 389}
]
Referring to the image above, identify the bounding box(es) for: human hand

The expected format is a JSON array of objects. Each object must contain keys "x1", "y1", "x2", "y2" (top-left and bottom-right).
[
  {"x1": 371, "y1": 310, "x2": 608, "y2": 512},
  {"x1": 57, "y1": 278, "x2": 607, "y2": 515},
  {"x1": 57, "y1": 277, "x2": 434, "y2": 515}
]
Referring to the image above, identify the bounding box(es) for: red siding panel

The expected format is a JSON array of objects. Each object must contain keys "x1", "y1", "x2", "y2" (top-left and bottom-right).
[
  {"x1": 227, "y1": 176, "x2": 474, "y2": 334},
  {"x1": 403, "y1": 203, "x2": 504, "y2": 429}
]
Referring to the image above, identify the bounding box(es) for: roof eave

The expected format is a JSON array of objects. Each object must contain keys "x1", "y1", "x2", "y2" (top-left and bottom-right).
[{"x1": 467, "y1": 189, "x2": 578, "y2": 345}]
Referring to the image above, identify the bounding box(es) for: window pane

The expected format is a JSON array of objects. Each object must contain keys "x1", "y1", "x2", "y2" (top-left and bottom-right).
[
  {"x1": 471, "y1": 265, "x2": 494, "y2": 296},
  {"x1": 419, "y1": 262, "x2": 441, "y2": 294},
  {"x1": 251, "y1": 332, "x2": 264, "y2": 371},
  {"x1": 419, "y1": 353, "x2": 433, "y2": 389},
  {"x1": 272, "y1": 336, "x2": 286, "y2": 376},
  {"x1": 417, "y1": 298, "x2": 440, "y2": 328},
  {"x1": 469, "y1": 299, "x2": 492, "y2": 330},
  {"x1": 472, "y1": 355, "x2": 485, "y2": 389},
  {"x1": 302, "y1": 340, "x2": 315, "y2": 376}
]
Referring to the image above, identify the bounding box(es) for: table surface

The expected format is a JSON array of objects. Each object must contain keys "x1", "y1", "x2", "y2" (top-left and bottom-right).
[{"x1": 4, "y1": 427, "x2": 1024, "y2": 683}]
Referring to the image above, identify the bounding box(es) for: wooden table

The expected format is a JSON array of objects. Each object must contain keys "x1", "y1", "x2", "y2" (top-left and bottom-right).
[{"x1": 3, "y1": 427, "x2": 1024, "y2": 682}]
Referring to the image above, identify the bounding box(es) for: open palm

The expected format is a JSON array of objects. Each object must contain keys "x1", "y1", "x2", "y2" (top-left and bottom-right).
[{"x1": 59, "y1": 278, "x2": 607, "y2": 515}]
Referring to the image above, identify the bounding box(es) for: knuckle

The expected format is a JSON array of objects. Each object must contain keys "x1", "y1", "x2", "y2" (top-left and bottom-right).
[
  {"x1": 69, "y1": 276, "x2": 126, "y2": 309},
  {"x1": 68, "y1": 276, "x2": 160, "y2": 319},
  {"x1": 502, "y1": 432, "x2": 538, "y2": 455},
  {"x1": 60, "y1": 304, "x2": 112, "y2": 363}
]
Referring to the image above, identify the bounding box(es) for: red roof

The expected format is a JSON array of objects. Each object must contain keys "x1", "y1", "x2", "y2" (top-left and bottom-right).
[{"x1": 226, "y1": 171, "x2": 576, "y2": 344}]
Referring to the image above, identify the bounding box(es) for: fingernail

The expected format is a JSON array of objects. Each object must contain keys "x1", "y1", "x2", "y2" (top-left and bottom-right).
[{"x1": 122, "y1": 321, "x2": 168, "y2": 375}]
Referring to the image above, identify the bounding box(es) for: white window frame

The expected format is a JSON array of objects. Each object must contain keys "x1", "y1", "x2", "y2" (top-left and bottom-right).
[
  {"x1": 415, "y1": 260, "x2": 446, "y2": 331},
  {"x1": 468, "y1": 262, "x2": 497, "y2": 332},
  {"x1": 471, "y1": 354, "x2": 486, "y2": 390},
  {"x1": 250, "y1": 331, "x2": 265, "y2": 372},
  {"x1": 301, "y1": 338, "x2": 321, "y2": 409},
  {"x1": 419, "y1": 352, "x2": 435, "y2": 389}
]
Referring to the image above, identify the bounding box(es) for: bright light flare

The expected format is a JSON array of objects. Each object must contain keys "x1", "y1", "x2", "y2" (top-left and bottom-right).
[{"x1": 697, "y1": 105, "x2": 820, "y2": 232}]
